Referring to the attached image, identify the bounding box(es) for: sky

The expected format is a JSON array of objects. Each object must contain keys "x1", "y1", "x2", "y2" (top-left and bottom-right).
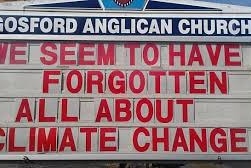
[{"x1": 198, "y1": 0, "x2": 251, "y2": 7}]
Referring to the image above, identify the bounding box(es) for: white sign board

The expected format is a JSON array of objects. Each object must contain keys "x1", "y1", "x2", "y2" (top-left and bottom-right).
[{"x1": 0, "y1": 0, "x2": 251, "y2": 161}]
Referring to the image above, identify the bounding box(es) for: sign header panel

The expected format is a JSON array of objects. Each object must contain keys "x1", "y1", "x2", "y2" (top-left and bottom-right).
[{"x1": 0, "y1": 13, "x2": 251, "y2": 42}]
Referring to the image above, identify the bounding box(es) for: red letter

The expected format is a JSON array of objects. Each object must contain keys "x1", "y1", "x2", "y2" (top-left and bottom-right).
[
  {"x1": 0, "y1": 43, "x2": 8, "y2": 64},
  {"x1": 210, "y1": 128, "x2": 227, "y2": 153},
  {"x1": 152, "y1": 128, "x2": 169, "y2": 151},
  {"x1": 189, "y1": 128, "x2": 207, "y2": 152},
  {"x1": 230, "y1": 128, "x2": 248, "y2": 152},
  {"x1": 124, "y1": 43, "x2": 140, "y2": 65},
  {"x1": 98, "y1": 43, "x2": 115, "y2": 65},
  {"x1": 176, "y1": 99, "x2": 194, "y2": 122},
  {"x1": 129, "y1": 70, "x2": 146, "y2": 94},
  {"x1": 29, "y1": 128, "x2": 36, "y2": 152},
  {"x1": 169, "y1": 44, "x2": 185, "y2": 66},
  {"x1": 40, "y1": 42, "x2": 58, "y2": 65},
  {"x1": 43, "y1": 70, "x2": 61, "y2": 93},
  {"x1": 15, "y1": 99, "x2": 33, "y2": 122},
  {"x1": 156, "y1": 99, "x2": 173, "y2": 123},
  {"x1": 66, "y1": 70, "x2": 83, "y2": 93},
  {"x1": 10, "y1": 43, "x2": 27, "y2": 64},
  {"x1": 209, "y1": 72, "x2": 227, "y2": 94},
  {"x1": 37, "y1": 128, "x2": 57, "y2": 152},
  {"x1": 95, "y1": 99, "x2": 113, "y2": 122},
  {"x1": 8, "y1": 128, "x2": 25, "y2": 152},
  {"x1": 59, "y1": 128, "x2": 76, "y2": 152},
  {"x1": 169, "y1": 71, "x2": 186, "y2": 93},
  {"x1": 172, "y1": 128, "x2": 189, "y2": 152},
  {"x1": 78, "y1": 43, "x2": 95, "y2": 65},
  {"x1": 86, "y1": 71, "x2": 104, "y2": 93},
  {"x1": 225, "y1": 44, "x2": 241, "y2": 66},
  {"x1": 38, "y1": 99, "x2": 56, "y2": 122},
  {"x1": 61, "y1": 99, "x2": 78, "y2": 122},
  {"x1": 80, "y1": 128, "x2": 98, "y2": 152},
  {"x1": 115, "y1": 99, "x2": 132, "y2": 122},
  {"x1": 149, "y1": 71, "x2": 166, "y2": 93},
  {"x1": 188, "y1": 44, "x2": 204, "y2": 66},
  {"x1": 100, "y1": 128, "x2": 117, "y2": 152},
  {"x1": 189, "y1": 71, "x2": 206, "y2": 94},
  {"x1": 108, "y1": 70, "x2": 125, "y2": 94},
  {"x1": 0, "y1": 128, "x2": 5, "y2": 151},
  {"x1": 60, "y1": 43, "x2": 76, "y2": 65},
  {"x1": 133, "y1": 127, "x2": 150, "y2": 152},
  {"x1": 136, "y1": 99, "x2": 153, "y2": 123},
  {"x1": 206, "y1": 44, "x2": 222, "y2": 66},
  {"x1": 143, "y1": 43, "x2": 159, "y2": 66}
]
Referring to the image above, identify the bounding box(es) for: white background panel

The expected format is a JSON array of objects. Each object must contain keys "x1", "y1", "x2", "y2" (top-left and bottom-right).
[
  {"x1": 80, "y1": 100, "x2": 96, "y2": 123},
  {"x1": 119, "y1": 128, "x2": 134, "y2": 152},
  {"x1": 115, "y1": 44, "x2": 127, "y2": 66},
  {"x1": 29, "y1": 43, "x2": 44, "y2": 65},
  {"x1": 0, "y1": 99, "x2": 15, "y2": 123},
  {"x1": 160, "y1": 45, "x2": 168, "y2": 66},
  {"x1": 195, "y1": 99, "x2": 251, "y2": 123},
  {"x1": 242, "y1": 45, "x2": 251, "y2": 67},
  {"x1": 248, "y1": 130, "x2": 251, "y2": 153},
  {"x1": 229, "y1": 73, "x2": 251, "y2": 94},
  {"x1": 0, "y1": 71, "x2": 42, "y2": 94}
]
